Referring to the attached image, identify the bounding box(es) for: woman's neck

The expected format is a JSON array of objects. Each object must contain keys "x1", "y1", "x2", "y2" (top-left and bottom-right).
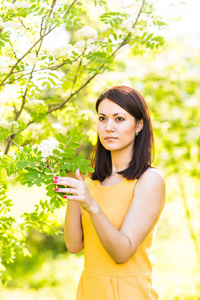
[{"x1": 111, "y1": 149, "x2": 132, "y2": 175}]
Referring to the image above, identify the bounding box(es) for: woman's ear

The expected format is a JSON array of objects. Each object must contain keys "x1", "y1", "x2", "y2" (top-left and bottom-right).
[{"x1": 136, "y1": 118, "x2": 143, "y2": 133}]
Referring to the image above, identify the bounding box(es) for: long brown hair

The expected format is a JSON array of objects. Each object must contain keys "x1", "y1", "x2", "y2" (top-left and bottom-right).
[{"x1": 91, "y1": 85, "x2": 154, "y2": 181}]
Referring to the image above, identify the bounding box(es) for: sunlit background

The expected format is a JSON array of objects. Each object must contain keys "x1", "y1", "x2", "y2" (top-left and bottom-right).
[{"x1": 0, "y1": 0, "x2": 200, "y2": 299}]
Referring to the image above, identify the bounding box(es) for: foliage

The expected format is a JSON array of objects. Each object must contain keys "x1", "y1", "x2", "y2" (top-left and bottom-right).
[
  {"x1": 0, "y1": 0, "x2": 167, "y2": 284},
  {"x1": 0, "y1": 0, "x2": 199, "y2": 298}
]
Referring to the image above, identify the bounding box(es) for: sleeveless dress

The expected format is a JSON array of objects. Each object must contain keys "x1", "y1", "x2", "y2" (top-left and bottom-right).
[{"x1": 76, "y1": 178, "x2": 160, "y2": 300}]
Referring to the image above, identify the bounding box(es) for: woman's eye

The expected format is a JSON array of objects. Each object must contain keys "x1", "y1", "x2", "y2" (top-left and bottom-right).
[
  {"x1": 116, "y1": 117, "x2": 124, "y2": 121},
  {"x1": 99, "y1": 116, "x2": 106, "y2": 121}
]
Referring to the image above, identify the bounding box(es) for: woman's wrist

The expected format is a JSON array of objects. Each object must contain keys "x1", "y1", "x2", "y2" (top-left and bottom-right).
[{"x1": 86, "y1": 200, "x2": 100, "y2": 215}]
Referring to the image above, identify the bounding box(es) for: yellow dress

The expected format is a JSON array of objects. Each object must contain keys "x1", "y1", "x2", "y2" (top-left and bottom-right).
[{"x1": 76, "y1": 178, "x2": 160, "y2": 300}]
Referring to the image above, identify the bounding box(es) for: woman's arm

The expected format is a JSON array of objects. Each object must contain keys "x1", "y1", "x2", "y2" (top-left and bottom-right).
[
  {"x1": 54, "y1": 168, "x2": 165, "y2": 263},
  {"x1": 89, "y1": 168, "x2": 165, "y2": 263},
  {"x1": 64, "y1": 200, "x2": 84, "y2": 253}
]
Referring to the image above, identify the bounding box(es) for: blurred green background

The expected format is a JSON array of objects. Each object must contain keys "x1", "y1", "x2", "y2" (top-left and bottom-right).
[{"x1": 0, "y1": 0, "x2": 200, "y2": 299}]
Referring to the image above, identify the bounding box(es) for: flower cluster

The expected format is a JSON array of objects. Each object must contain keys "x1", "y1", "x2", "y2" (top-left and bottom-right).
[
  {"x1": 38, "y1": 138, "x2": 59, "y2": 158},
  {"x1": 75, "y1": 26, "x2": 98, "y2": 40},
  {"x1": 6, "y1": 2, "x2": 30, "y2": 10}
]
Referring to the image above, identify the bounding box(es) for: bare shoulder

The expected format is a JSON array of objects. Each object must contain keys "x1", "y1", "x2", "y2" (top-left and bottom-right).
[
  {"x1": 139, "y1": 167, "x2": 165, "y2": 185},
  {"x1": 134, "y1": 168, "x2": 165, "y2": 204}
]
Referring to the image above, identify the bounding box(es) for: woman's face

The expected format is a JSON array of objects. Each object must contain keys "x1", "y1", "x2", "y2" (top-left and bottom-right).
[{"x1": 97, "y1": 98, "x2": 142, "y2": 154}]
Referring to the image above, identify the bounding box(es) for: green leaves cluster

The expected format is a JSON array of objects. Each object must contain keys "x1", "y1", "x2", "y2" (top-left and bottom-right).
[
  {"x1": 0, "y1": 0, "x2": 167, "y2": 285},
  {"x1": 0, "y1": 128, "x2": 94, "y2": 284}
]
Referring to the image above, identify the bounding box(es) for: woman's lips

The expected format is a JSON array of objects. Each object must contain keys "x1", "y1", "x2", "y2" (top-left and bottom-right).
[{"x1": 105, "y1": 137, "x2": 118, "y2": 141}]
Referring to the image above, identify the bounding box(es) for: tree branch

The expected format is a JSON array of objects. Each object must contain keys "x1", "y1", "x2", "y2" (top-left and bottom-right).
[
  {"x1": 4, "y1": 65, "x2": 36, "y2": 154},
  {"x1": 15, "y1": 65, "x2": 35, "y2": 121},
  {"x1": 5, "y1": 52, "x2": 85, "y2": 86},
  {"x1": 71, "y1": 58, "x2": 83, "y2": 94},
  {"x1": 4, "y1": 0, "x2": 146, "y2": 154},
  {"x1": 47, "y1": 0, "x2": 146, "y2": 113},
  {"x1": 0, "y1": 0, "x2": 78, "y2": 88}
]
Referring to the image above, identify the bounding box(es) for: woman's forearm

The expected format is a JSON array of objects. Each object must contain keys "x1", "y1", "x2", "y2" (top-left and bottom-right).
[
  {"x1": 88, "y1": 204, "x2": 132, "y2": 264},
  {"x1": 64, "y1": 201, "x2": 84, "y2": 253}
]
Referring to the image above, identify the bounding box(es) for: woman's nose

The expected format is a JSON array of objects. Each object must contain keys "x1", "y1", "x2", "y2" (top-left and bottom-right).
[{"x1": 105, "y1": 119, "x2": 115, "y2": 132}]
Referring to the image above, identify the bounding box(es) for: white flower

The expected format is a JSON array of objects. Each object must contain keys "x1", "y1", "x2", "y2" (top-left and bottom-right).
[
  {"x1": 75, "y1": 26, "x2": 98, "y2": 40},
  {"x1": 0, "y1": 56, "x2": 16, "y2": 73},
  {"x1": 44, "y1": 47, "x2": 56, "y2": 57},
  {"x1": 44, "y1": 44, "x2": 73, "y2": 58},
  {"x1": 73, "y1": 40, "x2": 86, "y2": 53},
  {"x1": 55, "y1": 44, "x2": 73, "y2": 57},
  {"x1": 29, "y1": 99, "x2": 45, "y2": 106},
  {"x1": 7, "y1": 2, "x2": 30, "y2": 10},
  {"x1": 121, "y1": 19, "x2": 134, "y2": 32},
  {"x1": 1, "y1": 20, "x2": 21, "y2": 31},
  {"x1": 38, "y1": 138, "x2": 59, "y2": 158},
  {"x1": 24, "y1": 53, "x2": 38, "y2": 65},
  {"x1": 0, "y1": 118, "x2": 18, "y2": 129}
]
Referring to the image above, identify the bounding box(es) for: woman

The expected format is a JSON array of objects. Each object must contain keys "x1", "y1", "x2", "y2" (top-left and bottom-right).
[{"x1": 53, "y1": 85, "x2": 165, "y2": 299}]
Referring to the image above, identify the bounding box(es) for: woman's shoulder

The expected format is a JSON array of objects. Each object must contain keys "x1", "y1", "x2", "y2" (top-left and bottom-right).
[
  {"x1": 141, "y1": 167, "x2": 165, "y2": 181},
  {"x1": 133, "y1": 167, "x2": 166, "y2": 207},
  {"x1": 135, "y1": 167, "x2": 165, "y2": 192}
]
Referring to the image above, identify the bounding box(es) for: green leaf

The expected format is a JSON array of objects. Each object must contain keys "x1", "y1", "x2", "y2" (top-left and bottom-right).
[
  {"x1": 48, "y1": 77, "x2": 57, "y2": 86},
  {"x1": 65, "y1": 163, "x2": 71, "y2": 171},
  {"x1": 85, "y1": 166, "x2": 94, "y2": 173},
  {"x1": 70, "y1": 127, "x2": 78, "y2": 136},
  {"x1": 83, "y1": 159, "x2": 91, "y2": 166},
  {"x1": 68, "y1": 142, "x2": 80, "y2": 148},
  {"x1": 64, "y1": 148, "x2": 76, "y2": 155},
  {"x1": 0, "y1": 127, "x2": 12, "y2": 141},
  {"x1": 58, "y1": 133, "x2": 68, "y2": 144},
  {"x1": 16, "y1": 161, "x2": 29, "y2": 170},
  {"x1": 30, "y1": 162, "x2": 35, "y2": 169},
  {"x1": 146, "y1": 33, "x2": 153, "y2": 40},
  {"x1": 53, "y1": 149, "x2": 60, "y2": 156},
  {"x1": 70, "y1": 136, "x2": 82, "y2": 143}
]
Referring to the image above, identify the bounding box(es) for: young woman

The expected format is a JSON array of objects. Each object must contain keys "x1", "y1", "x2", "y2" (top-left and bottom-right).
[{"x1": 53, "y1": 86, "x2": 165, "y2": 299}]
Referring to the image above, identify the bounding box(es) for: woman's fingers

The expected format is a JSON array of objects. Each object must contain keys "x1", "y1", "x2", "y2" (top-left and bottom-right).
[
  {"x1": 65, "y1": 195, "x2": 85, "y2": 201},
  {"x1": 54, "y1": 187, "x2": 78, "y2": 194},
  {"x1": 53, "y1": 177, "x2": 83, "y2": 188}
]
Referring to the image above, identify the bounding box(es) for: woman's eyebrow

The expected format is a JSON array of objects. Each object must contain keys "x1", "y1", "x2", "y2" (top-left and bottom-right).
[{"x1": 98, "y1": 112, "x2": 126, "y2": 116}]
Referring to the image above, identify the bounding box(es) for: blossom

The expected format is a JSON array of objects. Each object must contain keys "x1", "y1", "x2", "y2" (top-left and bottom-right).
[
  {"x1": 7, "y1": 2, "x2": 30, "y2": 10},
  {"x1": 23, "y1": 53, "x2": 38, "y2": 65},
  {"x1": 73, "y1": 40, "x2": 86, "y2": 53},
  {"x1": 0, "y1": 56, "x2": 16, "y2": 73},
  {"x1": 44, "y1": 44, "x2": 73, "y2": 58},
  {"x1": 0, "y1": 20, "x2": 21, "y2": 30},
  {"x1": 75, "y1": 26, "x2": 98, "y2": 40},
  {"x1": 55, "y1": 44, "x2": 73, "y2": 57},
  {"x1": 0, "y1": 118, "x2": 18, "y2": 129},
  {"x1": 28, "y1": 99, "x2": 45, "y2": 106},
  {"x1": 121, "y1": 19, "x2": 134, "y2": 32},
  {"x1": 38, "y1": 138, "x2": 59, "y2": 158}
]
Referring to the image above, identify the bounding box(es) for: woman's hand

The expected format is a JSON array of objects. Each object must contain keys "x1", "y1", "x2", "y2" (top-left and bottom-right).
[{"x1": 53, "y1": 168, "x2": 98, "y2": 213}]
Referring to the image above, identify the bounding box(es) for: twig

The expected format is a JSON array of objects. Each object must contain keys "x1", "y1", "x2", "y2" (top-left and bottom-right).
[
  {"x1": 71, "y1": 58, "x2": 82, "y2": 94},
  {"x1": 5, "y1": 53, "x2": 84, "y2": 86},
  {"x1": 15, "y1": 65, "x2": 35, "y2": 121},
  {"x1": 18, "y1": 18, "x2": 30, "y2": 30},
  {"x1": 8, "y1": 136, "x2": 22, "y2": 151},
  {"x1": 4, "y1": 65, "x2": 36, "y2": 154},
  {"x1": 9, "y1": 41, "x2": 19, "y2": 60}
]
